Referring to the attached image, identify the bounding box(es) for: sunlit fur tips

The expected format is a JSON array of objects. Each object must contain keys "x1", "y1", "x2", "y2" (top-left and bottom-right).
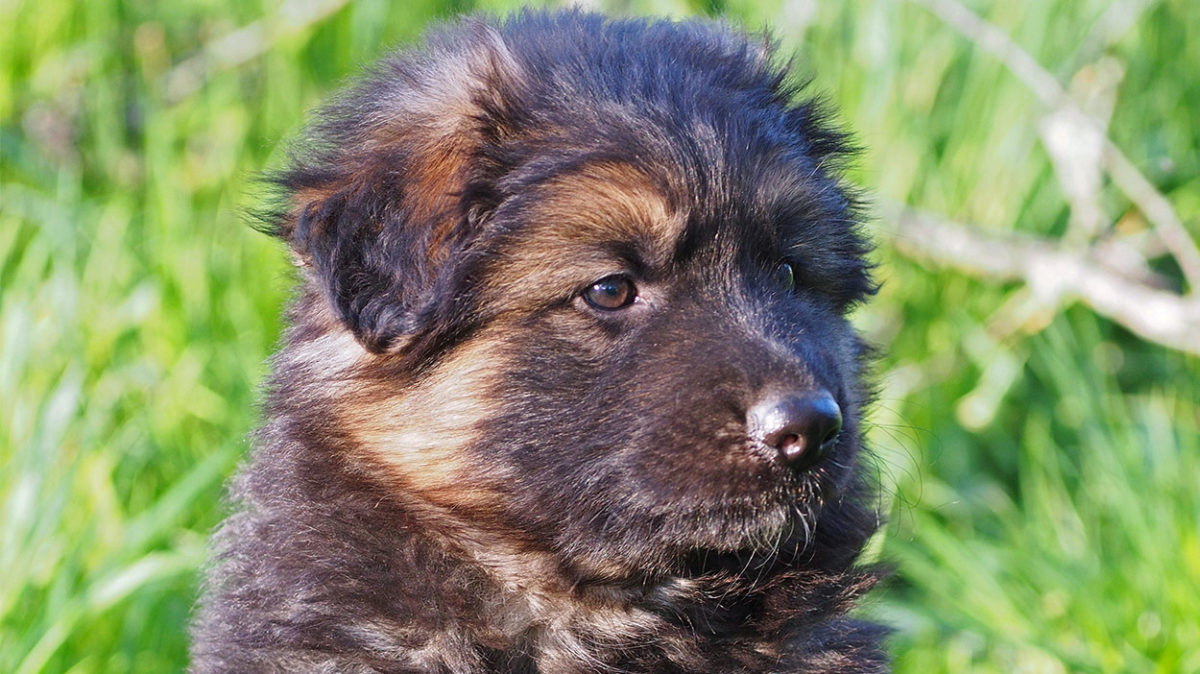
[{"x1": 192, "y1": 10, "x2": 887, "y2": 674}]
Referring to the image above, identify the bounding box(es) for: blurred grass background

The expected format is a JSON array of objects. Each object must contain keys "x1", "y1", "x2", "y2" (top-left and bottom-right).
[{"x1": 2, "y1": 0, "x2": 1198, "y2": 672}]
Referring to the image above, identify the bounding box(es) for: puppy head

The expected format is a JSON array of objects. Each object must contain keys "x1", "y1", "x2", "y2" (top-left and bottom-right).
[{"x1": 269, "y1": 12, "x2": 876, "y2": 577}]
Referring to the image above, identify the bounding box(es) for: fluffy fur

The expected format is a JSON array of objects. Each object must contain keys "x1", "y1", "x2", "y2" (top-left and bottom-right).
[{"x1": 191, "y1": 10, "x2": 888, "y2": 673}]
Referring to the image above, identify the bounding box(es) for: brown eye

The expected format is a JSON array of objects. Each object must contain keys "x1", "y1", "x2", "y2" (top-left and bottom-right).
[
  {"x1": 772, "y1": 261, "x2": 795, "y2": 292},
  {"x1": 582, "y1": 275, "x2": 637, "y2": 311}
]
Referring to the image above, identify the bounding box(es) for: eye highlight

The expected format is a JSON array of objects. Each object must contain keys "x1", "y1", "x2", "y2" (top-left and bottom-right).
[
  {"x1": 582, "y1": 275, "x2": 638, "y2": 311},
  {"x1": 771, "y1": 261, "x2": 795, "y2": 293}
]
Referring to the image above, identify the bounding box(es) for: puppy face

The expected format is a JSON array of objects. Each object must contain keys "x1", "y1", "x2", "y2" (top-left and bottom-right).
[{"x1": 271, "y1": 14, "x2": 874, "y2": 578}]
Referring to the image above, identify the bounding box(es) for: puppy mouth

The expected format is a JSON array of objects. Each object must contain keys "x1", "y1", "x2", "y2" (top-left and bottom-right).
[
  {"x1": 535, "y1": 439, "x2": 846, "y2": 570},
  {"x1": 626, "y1": 431, "x2": 844, "y2": 512},
  {"x1": 688, "y1": 440, "x2": 846, "y2": 536},
  {"x1": 672, "y1": 448, "x2": 829, "y2": 516},
  {"x1": 668, "y1": 491, "x2": 824, "y2": 557}
]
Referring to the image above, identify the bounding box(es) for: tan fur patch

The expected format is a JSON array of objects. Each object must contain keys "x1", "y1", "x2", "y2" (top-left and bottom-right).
[
  {"x1": 485, "y1": 162, "x2": 686, "y2": 312},
  {"x1": 288, "y1": 327, "x2": 367, "y2": 376},
  {"x1": 337, "y1": 327, "x2": 513, "y2": 509}
]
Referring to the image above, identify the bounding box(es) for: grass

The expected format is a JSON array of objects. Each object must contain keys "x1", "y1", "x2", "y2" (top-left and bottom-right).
[{"x1": 2, "y1": 0, "x2": 1197, "y2": 671}]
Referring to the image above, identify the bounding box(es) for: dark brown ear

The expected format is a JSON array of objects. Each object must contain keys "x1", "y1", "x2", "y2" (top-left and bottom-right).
[{"x1": 268, "y1": 22, "x2": 524, "y2": 354}]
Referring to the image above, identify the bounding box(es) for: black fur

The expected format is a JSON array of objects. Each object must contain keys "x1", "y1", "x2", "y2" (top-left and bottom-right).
[{"x1": 192, "y1": 10, "x2": 887, "y2": 673}]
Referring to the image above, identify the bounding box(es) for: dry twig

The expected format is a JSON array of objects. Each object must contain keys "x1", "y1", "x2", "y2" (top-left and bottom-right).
[
  {"x1": 908, "y1": 0, "x2": 1200, "y2": 292},
  {"x1": 879, "y1": 201, "x2": 1200, "y2": 356}
]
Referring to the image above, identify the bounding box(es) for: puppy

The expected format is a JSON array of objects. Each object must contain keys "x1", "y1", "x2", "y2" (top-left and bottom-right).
[{"x1": 192, "y1": 10, "x2": 887, "y2": 673}]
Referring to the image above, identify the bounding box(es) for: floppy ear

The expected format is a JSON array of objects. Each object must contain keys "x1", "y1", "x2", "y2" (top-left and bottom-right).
[{"x1": 269, "y1": 22, "x2": 523, "y2": 354}]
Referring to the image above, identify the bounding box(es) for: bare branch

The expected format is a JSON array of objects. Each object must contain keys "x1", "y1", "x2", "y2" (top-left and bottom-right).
[
  {"x1": 1073, "y1": 0, "x2": 1158, "y2": 68},
  {"x1": 908, "y1": 0, "x2": 1063, "y2": 105},
  {"x1": 908, "y1": 0, "x2": 1200, "y2": 292},
  {"x1": 878, "y1": 202, "x2": 1200, "y2": 356},
  {"x1": 1102, "y1": 141, "x2": 1200, "y2": 290}
]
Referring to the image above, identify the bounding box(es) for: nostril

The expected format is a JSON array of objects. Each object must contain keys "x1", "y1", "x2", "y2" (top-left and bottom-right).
[
  {"x1": 777, "y1": 432, "x2": 801, "y2": 457},
  {"x1": 748, "y1": 391, "x2": 842, "y2": 470}
]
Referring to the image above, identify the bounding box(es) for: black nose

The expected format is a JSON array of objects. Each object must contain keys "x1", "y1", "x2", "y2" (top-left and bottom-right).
[{"x1": 748, "y1": 391, "x2": 843, "y2": 470}]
